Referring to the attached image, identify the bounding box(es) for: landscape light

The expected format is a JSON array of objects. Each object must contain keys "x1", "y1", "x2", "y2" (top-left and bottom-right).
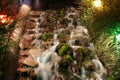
[{"x1": 93, "y1": 0, "x2": 102, "y2": 8}]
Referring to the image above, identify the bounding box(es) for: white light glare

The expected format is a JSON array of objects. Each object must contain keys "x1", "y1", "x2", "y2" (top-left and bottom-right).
[
  {"x1": 93, "y1": 0, "x2": 102, "y2": 7},
  {"x1": 116, "y1": 34, "x2": 120, "y2": 42}
]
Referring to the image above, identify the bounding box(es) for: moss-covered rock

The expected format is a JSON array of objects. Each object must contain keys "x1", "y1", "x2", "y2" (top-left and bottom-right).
[
  {"x1": 74, "y1": 47, "x2": 92, "y2": 62},
  {"x1": 78, "y1": 47, "x2": 91, "y2": 56},
  {"x1": 59, "y1": 55, "x2": 73, "y2": 69},
  {"x1": 74, "y1": 49, "x2": 83, "y2": 62},
  {"x1": 61, "y1": 29, "x2": 71, "y2": 35},
  {"x1": 56, "y1": 44, "x2": 74, "y2": 69},
  {"x1": 58, "y1": 33, "x2": 69, "y2": 43},
  {"x1": 56, "y1": 44, "x2": 73, "y2": 57},
  {"x1": 41, "y1": 32, "x2": 53, "y2": 41},
  {"x1": 64, "y1": 55, "x2": 73, "y2": 62}
]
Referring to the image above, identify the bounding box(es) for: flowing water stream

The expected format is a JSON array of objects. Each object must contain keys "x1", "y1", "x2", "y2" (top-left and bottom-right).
[{"x1": 17, "y1": 7, "x2": 107, "y2": 80}]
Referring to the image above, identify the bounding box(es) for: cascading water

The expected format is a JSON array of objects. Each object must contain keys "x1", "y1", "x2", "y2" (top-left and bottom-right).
[{"x1": 17, "y1": 7, "x2": 107, "y2": 80}]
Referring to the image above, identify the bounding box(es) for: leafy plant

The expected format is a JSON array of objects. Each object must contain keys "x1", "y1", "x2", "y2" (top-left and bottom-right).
[{"x1": 79, "y1": 0, "x2": 120, "y2": 79}]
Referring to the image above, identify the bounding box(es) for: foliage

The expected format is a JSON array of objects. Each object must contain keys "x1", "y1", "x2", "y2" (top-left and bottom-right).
[
  {"x1": 0, "y1": 25, "x2": 10, "y2": 78},
  {"x1": 79, "y1": 0, "x2": 120, "y2": 79},
  {"x1": 79, "y1": 0, "x2": 120, "y2": 40},
  {"x1": 0, "y1": 0, "x2": 18, "y2": 17},
  {"x1": 0, "y1": 0, "x2": 18, "y2": 78},
  {"x1": 0, "y1": 17, "x2": 18, "y2": 79}
]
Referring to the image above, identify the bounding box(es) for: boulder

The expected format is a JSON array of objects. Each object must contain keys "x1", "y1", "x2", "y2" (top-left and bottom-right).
[
  {"x1": 19, "y1": 77, "x2": 32, "y2": 80},
  {"x1": 61, "y1": 29, "x2": 71, "y2": 35},
  {"x1": 17, "y1": 67, "x2": 28, "y2": 73},
  {"x1": 41, "y1": 32, "x2": 54, "y2": 41},
  {"x1": 26, "y1": 21, "x2": 35, "y2": 29},
  {"x1": 58, "y1": 33, "x2": 69, "y2": 43},
  {"x1": 56, "y1": 44, "x2": 73, "y2": 57},
  {"x1": 73, "y1": 47, "x2": 92, "y2": 62},
  {"x1": 19, "y1": 33, "x2": 33, "y2": 49},
  {"x1": 23, "y1": 57, "x2": 38, "y2": 67},
  {"x1": 29, "y1": 11, "x2": 41, "y2": 17},
  {"x1": 28, "y1": 49, "x2": 44, "y2": 58},
  {"x1": 19, "y1": 50, "x2": 29, "y2": 56},
  {"x1": 19, "y1": 39, "x2": 32, "y2": 49}
]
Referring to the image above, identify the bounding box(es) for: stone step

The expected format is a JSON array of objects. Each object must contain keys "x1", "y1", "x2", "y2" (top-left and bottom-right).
[
  {"x1": 17, "y1": 67, "x2": 37, "y2": 80},
  {"x1": 29, "y1": 11, "x2": 41, "y2": 17},
  {"x1": 25, "y1": 20, "x2": 35, "y2": 29},
  {"x1": 19, "y1": 50, "x2": 29, "y2": 56},
  {"x1": 22, "y1": 57, "x2": 38, "y2": 68}
]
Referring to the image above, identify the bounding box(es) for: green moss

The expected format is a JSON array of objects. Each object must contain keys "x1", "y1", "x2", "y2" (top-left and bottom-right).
[
  {"x1": 41, "y1": 33, "x2": 47, "y2": 41},
  {"x1": 58, "y1": 33, "x2": 69, "y2": 43},
  {"x1": 58, "y1": 33, "x2": 66, "y2": 39},
  {"x1": 41, "y1": 33, "x2": 53, "y2": 41},
  {"x1": 78, "y1": 47, "x2": 91, "y2": 56},
  {"x1": 64, "y1": 55, "x2": 73, "y2": 62},
  {"x1": 58, "y1": 45, "x2": 69, "y2": 56},
  {"x1": 74, "y1": 49, "x2": 83, "y2": 62},
  {"x1": 49, "y1": 17, "x2": 56, "y2": 22},
  {"x1": 59, "y1": 54, "x2": 73, "y2": 69},
  {"x1": 56, "y1": 43, "x2": 73, "y2": 57},
  {"x1": 74, "y1": 47, "x2": 92, "y2": 63},
  {"x1": 60, "y1": 8, "x2": 65, "y2": 16}
]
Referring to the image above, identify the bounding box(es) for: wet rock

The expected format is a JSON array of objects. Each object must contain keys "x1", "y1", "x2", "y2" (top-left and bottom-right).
[
  {"x1": 59, "y1": 18, "x2": 68, "y2": 25},
  {"x1": 19, "y1": 77, "x2": 32, "y2": 80},
  {"x1": 76, "y1": 47, "x2": 91, "y2": 56},
  {"x1": 29, "y1": 11, "x2": 40, "y2": 17},
  {"x1": 58, "y1": 33, "x2": 69, "y2": 43},
  {"x1": 74, "y1": 48, "x2": 83, "y2": 62},
  {"x1": 17, "y1": 67, "x2": 29, "y2": 78},
  {"x1": 56, "y1": 44, "x2": 73, "y2": 57},
  {"x1": 61, "y1": 29, "x2": 71, "y2": 35},
  {"x1": 41, "y1": 41, "x2": 53, "y2": 48},
  {"x1": 78, "y1": 36, "x2": 90, "y2": 46},
  {"x1": 31, "y1": 39, "x2": 41, "y2": 47},
  {"x1": 19, "y1": 33, "x2": 33, "y2": 49},
  {"x1": 17, "y1": 67, "x2": 28, "y2": 73},
  {"x1": 19, "y1": 39, "x2": 32, "y2": 50},
  {"x1": 28, "y1": 49, "x2": 44, "y2": 58},
  {"x1": 17, "y1": 67, "x2": 37, "y2": 79},
  {"x1": 73, "y1": 47, "x2": 92, "y2": 64},
  {"x1": 26, "y1": 21, "x2": 35, "y2": 29},
  {"x1": 29, "y1": 17, "x2": 37, "y2": 22},
  {"x1": 19, "y1": 50, "x2": 29, "y2": 56},
  {"x1": 84, "y1": 61, "x2": 95, "y2": 71},
  {"x1": 18, "y1": 57, "x2": 26, "y2": 63},
  {"x1": 41, "y1": 32, "x2": 54, "y2": 41},
  {"x1": 29, "y1": 70, "x2": 36, "y2": 77},
  {"x1": 23, "y1": 57, "x2": 38, "y2": 67},
  {"x1": 60, "y1": 55, "x2": 74, "y2": 68},
  {"x1": 26, "y1": 29, "x2": 35, "y2": 34}
]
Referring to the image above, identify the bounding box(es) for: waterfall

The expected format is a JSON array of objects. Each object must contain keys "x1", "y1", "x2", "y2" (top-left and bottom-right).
[
  {"x1": 17, "y1": 7, "x2": 107, "y2": 80},
  {"x1": 92, "y1": 59, "x2": 107, "y2": 80}
]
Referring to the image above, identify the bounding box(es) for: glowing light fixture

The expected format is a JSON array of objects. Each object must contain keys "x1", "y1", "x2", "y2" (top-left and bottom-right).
[
  {"x1": 18, "y1": 4, "x2": 30, "y2": 17},
  {"x1": 0, "y1": 14, "x2": 13, "y2": 24},
  {"x1": 93, "y1": 0, "x2": 102, "y2": 8},
  {"x1": 0, "y1": 15, "x2": 7, "y2": 19},
  {"x1": 1, "y1": 18, "x2": 7, "y2": 23},
  {"x1": 116, "y1": 34, "x2": 120, "y2": 42}
]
